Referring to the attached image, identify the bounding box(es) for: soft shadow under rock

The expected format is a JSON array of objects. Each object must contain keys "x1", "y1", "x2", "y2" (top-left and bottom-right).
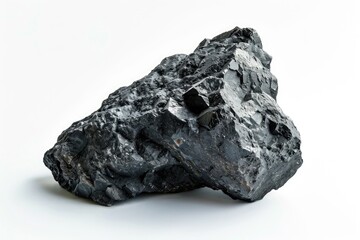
[{"x1": 34, "y1": 176, "x2": 95, "y2": 205}]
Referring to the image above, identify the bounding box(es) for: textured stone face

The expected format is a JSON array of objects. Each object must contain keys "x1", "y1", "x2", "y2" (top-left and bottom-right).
[{"x1": 44, "y1": 27, "x2": 302, "y2": 206}]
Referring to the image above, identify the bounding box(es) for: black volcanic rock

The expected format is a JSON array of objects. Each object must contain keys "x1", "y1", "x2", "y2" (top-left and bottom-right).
[{"x1": 44, "y1": 27, "x2": 302, "y2": 206}]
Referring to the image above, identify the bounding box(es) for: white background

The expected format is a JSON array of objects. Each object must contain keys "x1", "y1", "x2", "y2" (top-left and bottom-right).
[{"x1": 1, "y1": 0, "x2": 359, "y2": 239}]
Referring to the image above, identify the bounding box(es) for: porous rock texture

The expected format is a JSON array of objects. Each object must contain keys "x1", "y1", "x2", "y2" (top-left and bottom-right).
[{"x1": 44, "y1": 27, "x2": 302, "y2": 206}]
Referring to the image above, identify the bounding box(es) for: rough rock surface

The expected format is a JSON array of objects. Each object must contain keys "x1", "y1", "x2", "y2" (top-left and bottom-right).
[{"x1": 44, "y1": 27, "x2": 302, "y2": 206}]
